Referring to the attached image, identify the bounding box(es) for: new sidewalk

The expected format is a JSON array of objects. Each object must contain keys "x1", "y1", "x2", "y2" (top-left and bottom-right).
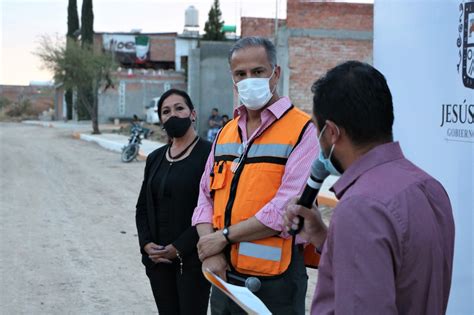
[{"x1": 22, "y1": 120, "x2": 166, "y2": 159}]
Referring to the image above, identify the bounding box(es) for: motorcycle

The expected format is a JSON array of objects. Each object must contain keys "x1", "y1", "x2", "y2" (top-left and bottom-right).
[{"x1": 121, "y1": 123, "x2": 150, "y2": 162}]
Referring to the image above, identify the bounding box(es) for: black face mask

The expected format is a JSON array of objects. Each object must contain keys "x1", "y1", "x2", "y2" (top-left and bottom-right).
[{"x1": 163, "y1": 116, "x2": 192, "y2": 138}]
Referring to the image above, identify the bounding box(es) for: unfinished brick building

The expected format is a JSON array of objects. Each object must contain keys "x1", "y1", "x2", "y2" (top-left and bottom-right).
[{"x1": 241, "y1": 0, "x2": 373, "y2": 113}]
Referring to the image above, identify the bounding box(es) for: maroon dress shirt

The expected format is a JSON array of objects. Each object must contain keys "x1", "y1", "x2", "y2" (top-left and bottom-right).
[{"x1": 312, "y1": 142, "x2": 455, "y2": 315}]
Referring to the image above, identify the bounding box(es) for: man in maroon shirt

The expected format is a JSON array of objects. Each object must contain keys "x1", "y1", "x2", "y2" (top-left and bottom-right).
[{"x1": 285, "y1": 61, "x2": 455, "y2": 314}]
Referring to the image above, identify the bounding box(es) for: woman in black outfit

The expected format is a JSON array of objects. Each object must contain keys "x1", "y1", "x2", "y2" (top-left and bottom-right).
[{"x1": 135, "y1": 89, "x2": 211, "y2": 314}]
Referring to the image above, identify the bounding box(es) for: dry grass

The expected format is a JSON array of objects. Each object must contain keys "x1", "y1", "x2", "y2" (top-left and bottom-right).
[{"x1": 0, "y1": 99, "x2": 53, "y2": 122}]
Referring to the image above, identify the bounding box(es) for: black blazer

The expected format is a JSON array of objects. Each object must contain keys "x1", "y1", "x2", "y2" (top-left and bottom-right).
[{"x1": 135, "y1": 140, "x2": 211, "y2": 268}]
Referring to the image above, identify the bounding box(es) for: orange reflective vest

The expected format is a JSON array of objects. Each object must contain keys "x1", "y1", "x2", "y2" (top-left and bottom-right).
[{"x1": 210, "y1": 105, "x2": 316, "y2": 277}]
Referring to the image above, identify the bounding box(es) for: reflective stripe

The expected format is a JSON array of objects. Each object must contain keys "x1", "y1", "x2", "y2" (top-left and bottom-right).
[
  {"x1": 247, "y1": 144, "x2": 293, "y2": 158},
  {"x1": 238, "y1": 242, "x2": 282, "y2": 262},
  {"x1": 216, "y1": 143, "x2": 294, "y2": 159},
  {"x1": 215, "y1": 143, "x2": 241, "y2": 156},
  {"x1": 307, "y1": 176, "x2": 324, "y2": 189}
]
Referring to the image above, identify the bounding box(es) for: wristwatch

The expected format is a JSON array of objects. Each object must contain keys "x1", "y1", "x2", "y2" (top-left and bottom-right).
[{"x1": 222, "y1": 227, "x2": 232, "y2": 244}]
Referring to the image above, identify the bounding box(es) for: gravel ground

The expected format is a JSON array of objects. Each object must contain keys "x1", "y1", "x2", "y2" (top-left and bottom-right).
[
  {"x1": 0, "y1": 122, "x2": 332, "y2": 314},
  {"x1": 0, "y1": 123, "x2": 154, "y2": 314}
]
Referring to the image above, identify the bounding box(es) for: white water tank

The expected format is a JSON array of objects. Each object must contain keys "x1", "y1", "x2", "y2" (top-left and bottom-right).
[{"x1": 185, "y1": 5, "x2": 199, "y2": 27}]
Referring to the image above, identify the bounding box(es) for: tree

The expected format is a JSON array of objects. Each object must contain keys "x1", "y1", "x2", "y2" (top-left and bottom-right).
[
  {"x1": 77, "y1": 0, "x2": 95, "y2": 121},
  {"x1": 65, "y1": 0, "x2": 79, "y2": 120},
  {"x1": 36, "y1": 36, "x2": 116, "y2": 134},
  {"x1": 81, "y1": 0, "x2": 94, "y2": 46},
  {"x1": 67, "y1": 0, "x2": 79, "y2": 38},
  {"x1": 203, "y1": 0, "x2": 225, "y2": 41}
]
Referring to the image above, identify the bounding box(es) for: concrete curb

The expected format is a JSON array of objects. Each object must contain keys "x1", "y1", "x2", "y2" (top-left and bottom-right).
[
  {"x1": 23, "y1": 120, "x2": 93, "y2": 130},
  {"x1": 317, "y1": 194, "x2": 339, "y2": 208},
  {"x1": 77, "y1": 133, "x2": 165, "y2": 159},
  {"x1": 23, "y1": 120, "x2": 165, "y2": 159},
  {"x1": 79, "y1": 133, "x2": 127, "y2": 153},
  {"x1": 319, "y1": 175, "x2": 339, "y2": 206},
  {"x1": 137, "y1": 149, "x2": 147, "y2": 160}
]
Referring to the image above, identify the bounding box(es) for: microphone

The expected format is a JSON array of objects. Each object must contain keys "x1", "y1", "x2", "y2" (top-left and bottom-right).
[
  {"x1": 227, "y1": 273, "x2": 261, "y2": 292},
  {"x1": 289, "y1": 158, "x2": 330, "y2": 235}
]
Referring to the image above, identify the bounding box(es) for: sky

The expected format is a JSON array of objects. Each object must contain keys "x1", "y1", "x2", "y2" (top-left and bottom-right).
[
  {"x1": 0, "y1": 0, "x2": 289, "y2": 85},
  {"x1": 0, "y1": 0, "x2": 371, "y2": 86}
]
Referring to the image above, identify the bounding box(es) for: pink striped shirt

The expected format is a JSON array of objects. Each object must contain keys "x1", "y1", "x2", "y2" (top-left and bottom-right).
[{"x1": 192, "y1": 97, "x2": 319, "y2": 240}]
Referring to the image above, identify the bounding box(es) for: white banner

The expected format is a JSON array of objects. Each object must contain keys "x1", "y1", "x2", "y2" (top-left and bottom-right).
[
  {"x1": 102, "y1": 34, "x2": 136, "y2": 53},
  {"x1": 374, "y1": 1, "x2": 473, "y2": 314}
]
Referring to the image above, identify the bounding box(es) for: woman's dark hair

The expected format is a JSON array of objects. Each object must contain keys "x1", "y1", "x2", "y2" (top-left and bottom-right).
[
  {"x1": 311, "y1": 61, "x2": 394, "y2": 146},
  {"x1": 157, "y1": 89, "x2": 194, "y2": 120}
]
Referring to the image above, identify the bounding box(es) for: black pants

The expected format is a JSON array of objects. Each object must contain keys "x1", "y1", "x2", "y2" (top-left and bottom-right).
[
  {"x1": 146, "y1": 261, "x2": 210, "y2": 315},
  {"x1": 210, "y1": 246, "x2": 308, "y2": 315}
]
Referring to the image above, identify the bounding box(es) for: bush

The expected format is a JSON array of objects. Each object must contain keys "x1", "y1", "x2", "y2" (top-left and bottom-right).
[
  {"x1": 0, "y1": 96, "x2": 12, "y2": 109},
  {"x1": 5, "y1": 99, "x2": 36, "y2": 117}
]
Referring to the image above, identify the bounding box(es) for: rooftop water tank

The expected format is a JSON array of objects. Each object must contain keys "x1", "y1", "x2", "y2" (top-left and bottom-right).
[{"x1": 185, "y1": 5, "x2": 199, "y2": 27}]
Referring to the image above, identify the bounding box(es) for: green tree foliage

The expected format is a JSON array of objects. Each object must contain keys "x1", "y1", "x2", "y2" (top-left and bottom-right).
[
  {"x1": 65, "y1": 0, "x2": 79, "y2": 120},
  {"x1": 67, "y1": 0, "x2": 79, "y2": 38},
  {"x1": 79, "y1": 0, "x2": 95, "y2": 121},
  {"x1": 81, "y1": 0, "x2": 94, "y2": 46},
  {"x1": 36, "y1": 36, "x2": 116, "y2": 134},
  {"x1": 203, "y1": 0, "x2": 225, "y2": 41}
]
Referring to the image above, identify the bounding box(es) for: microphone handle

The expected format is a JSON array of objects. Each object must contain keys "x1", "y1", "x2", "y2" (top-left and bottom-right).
[
  {"x1": 227, "y1": 273, "x2": 260, "y2": 290},
  {"x1": 289, "y1": 187, "x2": 318, "y2": 235},
  {"x1": 227, "y1": 272, "x2": 245, "y2": 283}
]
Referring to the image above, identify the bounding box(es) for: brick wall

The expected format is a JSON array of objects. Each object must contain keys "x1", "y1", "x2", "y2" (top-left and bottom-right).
[
  {"x1": 287, "y1": 1, "x2": 373, "y2": 113},
  {"x1": 241, "y1": 17, "x2": 286, "y2": 38},
  {"x1": 150, "y1": 36, "x2": 176, "y2": 62},
  {"x1": 287, "y1": 0, "x2": 373, "y2": 31},
  {"x1": 239, "y1": 1, "x2": 373, "y2": 114},
  {"x1": 0, "y1": 85, "x2": 55, "y2": 107},
  {"x1": 289, "y1": 37, "x2": 372, "y2": 112}
]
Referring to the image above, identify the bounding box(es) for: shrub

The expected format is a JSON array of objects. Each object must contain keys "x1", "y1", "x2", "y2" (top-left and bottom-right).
[
  {"x1": 5, "y1": 99, "x2": 35, "y2": 117},
  {"x1": 0, "y1": 96, "x2": 12, "y2": 109}
]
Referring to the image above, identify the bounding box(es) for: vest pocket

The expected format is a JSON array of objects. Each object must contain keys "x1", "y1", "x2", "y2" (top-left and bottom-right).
[
  {"x1": 232, "y1": 237, "x2": 291, "y2": 276},
  {"x1": 244, "y1": 164, "x2": 283, "y2": 201},
  {"x1": 210, "y1": 161, "x2": 226, "y2": 190}
]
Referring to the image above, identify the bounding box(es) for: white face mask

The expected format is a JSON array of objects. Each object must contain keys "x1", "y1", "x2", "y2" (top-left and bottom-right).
[{"x1": 235, "y1": 68, "x2": 276, "y2": 110}]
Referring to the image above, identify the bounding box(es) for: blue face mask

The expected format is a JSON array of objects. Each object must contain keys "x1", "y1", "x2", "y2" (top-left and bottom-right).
[{"x1": 317, "y1": 124, "x2": 341, "y2": 176}]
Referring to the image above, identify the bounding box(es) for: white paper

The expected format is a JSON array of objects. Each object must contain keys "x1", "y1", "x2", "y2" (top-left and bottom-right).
[{"x1": 203, "y1": 269, "x2": 272, "y2": 315}]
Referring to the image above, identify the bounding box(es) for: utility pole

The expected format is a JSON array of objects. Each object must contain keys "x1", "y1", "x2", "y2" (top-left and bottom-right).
[{"x1": 274, "y1": 0, "x2": 279, "y2": 46}]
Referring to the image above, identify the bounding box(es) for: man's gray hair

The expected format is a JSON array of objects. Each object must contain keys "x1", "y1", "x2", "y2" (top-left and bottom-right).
[{"x1": 228, "y1": 36, "x2": 277, "y2": 68}]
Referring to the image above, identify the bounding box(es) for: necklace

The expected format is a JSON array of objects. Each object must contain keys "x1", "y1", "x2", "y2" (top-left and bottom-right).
[{"x1": 168, "y1": 135, "x2": 199, "y2": 161}]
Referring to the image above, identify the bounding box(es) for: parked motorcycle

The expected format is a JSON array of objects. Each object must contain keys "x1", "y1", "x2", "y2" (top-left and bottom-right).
[{"x1": 121, "y1": 123, "x2": 150, "y2": 162}]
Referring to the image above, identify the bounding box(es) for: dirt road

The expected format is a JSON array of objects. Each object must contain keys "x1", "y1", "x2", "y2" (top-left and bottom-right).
[
  {"x1": 0, "y1": 123, "x2": 155, "y2": 314},
  {"x1": 0, "y1": 122, "x2": 319, "y2": 314}
]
